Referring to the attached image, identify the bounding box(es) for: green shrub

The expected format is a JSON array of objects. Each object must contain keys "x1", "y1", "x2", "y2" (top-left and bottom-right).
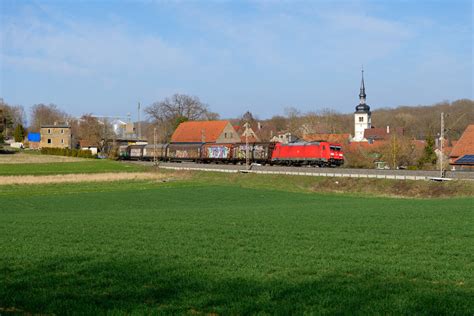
[{"x1": 39, "y1": 147, "x2": 95, "y2": 159}]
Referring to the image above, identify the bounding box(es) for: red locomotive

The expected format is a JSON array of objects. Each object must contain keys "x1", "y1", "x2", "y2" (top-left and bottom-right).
[{"x1": 271, "y1": 142, "x2": 343, "y2": 167}]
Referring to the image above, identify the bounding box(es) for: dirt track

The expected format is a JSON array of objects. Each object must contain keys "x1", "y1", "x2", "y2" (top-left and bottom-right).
[{"x1": 0, "y1": 172, "x2": 169, "y2": 185}]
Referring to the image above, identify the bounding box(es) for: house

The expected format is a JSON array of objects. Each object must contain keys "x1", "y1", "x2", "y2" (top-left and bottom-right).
[
  {"x1": 40, "y1": 123, "x2": 72, "y2": 149},
  {"x1": 27, "y1": 132, "x2": 41, "y2": 149},
  {"x1": 79, "y1": 140, "x2": 99, "y2": 155},
  {"x1": 364, "y1": 126, "x2": 404, "y2": 142},
  {"x1": 449, "y1": 124, "x2": 474, "y2": 170},
  {"x1": 171, "y1": 120, "x2": 241, "y2": 144},
  {"x1": 233, "y1": 123, "x2": 262, "y2": 143},
  {"x1": 270, "y1": 132, "x2": 298, "y2": 144},
  {"x1": 303, "y1": 133, "x2": 352, "y2": 144}
]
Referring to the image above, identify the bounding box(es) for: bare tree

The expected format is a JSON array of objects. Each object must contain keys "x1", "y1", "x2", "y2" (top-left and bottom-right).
[
  {"x1": 30, "y1": 104, "x2": 68, "y2": 132},
  {"x1": 76, "y1": 114, "x2": 113, "y2": 152},
  {"x1": 145, "y1": 94, "x2": 211, "y2": 122},
  {"x1": 145, "y1": 93, "x2": 218, "y2": 141}
]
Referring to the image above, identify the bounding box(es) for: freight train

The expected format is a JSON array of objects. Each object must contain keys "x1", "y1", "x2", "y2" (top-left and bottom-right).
[{"x1": 119, "y1": 141, "x2": 344, "y2": 167}]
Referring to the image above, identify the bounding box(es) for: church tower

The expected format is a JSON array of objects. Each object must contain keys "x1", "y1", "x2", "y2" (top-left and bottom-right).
[{"x1": 353, "y1": 69, "x2": 371, "y2": 142}]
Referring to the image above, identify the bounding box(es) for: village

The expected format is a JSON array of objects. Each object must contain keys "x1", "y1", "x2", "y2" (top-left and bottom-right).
[
  {"x1": 1, "y1": 72, "x2": 473, "y2": 173},
  {"x1": 1, "y1": 1, "x2": 473, "y2": 314}
]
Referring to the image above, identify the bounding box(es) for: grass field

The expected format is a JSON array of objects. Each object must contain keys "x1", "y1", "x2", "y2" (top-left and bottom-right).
[
  {"x1": 1, "y1": 178, "x2": 473, "y2": 314},
  {"x1": 0, "y1": 160, "x2": 148, "y2": 176}
]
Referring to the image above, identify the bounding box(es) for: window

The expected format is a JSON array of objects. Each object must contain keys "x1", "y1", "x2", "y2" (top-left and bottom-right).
[
  {"x1": 61, "y1": 129, "x2": 64, "y2": 134},
  {"x1": 47, "y1": 139, "x2": 52, "y2": 144},
  {"x1": 359, "y1": 117, "x2": 364, "y2": 122},
  {"x1": 61, "y1": 139, "x2": 64, "y2": 144},
  {"x1": 322, "y1": 145, "x2": 326, "y2": 150},
  {"x1": 48, "y1": 129, "x2": 51, "y2": 134},
  {"x1": 224, "y1": 132, "x2": 227, "y2": 138}
]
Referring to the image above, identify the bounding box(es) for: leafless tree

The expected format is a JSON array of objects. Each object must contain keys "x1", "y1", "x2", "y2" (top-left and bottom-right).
[
  {"x1": 145, "y1": 93, "x2": 218, "y2": 141},
  {"x1": 74, "y1": 114, "x2": 113, "y2": 152},
  {"x1": 145, "y1": 94, "x2": 212, "y2": 122},
  {"x1": 30, "y1": 104, "x2": 68, "y2": 132}
]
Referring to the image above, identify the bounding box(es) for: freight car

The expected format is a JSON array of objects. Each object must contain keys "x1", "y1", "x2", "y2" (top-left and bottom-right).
[{"x1": 119, "y1": 141, "x2": 344, "y2": 167}]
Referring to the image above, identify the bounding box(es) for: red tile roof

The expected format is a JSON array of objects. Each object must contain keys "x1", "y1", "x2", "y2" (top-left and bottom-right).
[
  {"x1": 303, "y1": 133, "x2": 351, "y2": 143},
  {"x1": 345, "y1": 141, "x2": 388, "y2": 151},
  {"x1": 171, "y1": 121, "x2": 229, "y2": 143},
  {"x1": 79, "y1": 140, "x2": 99, "y2": 147},
  {"x1": 364, "y1": 127, "x2": 404, "y2": 140},
  {"x1": 450, "y1": 124, "x2": 474, "y2": 158}
]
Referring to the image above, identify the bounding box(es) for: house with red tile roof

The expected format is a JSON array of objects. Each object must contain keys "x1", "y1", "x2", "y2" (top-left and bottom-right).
[
  {"x1": 449, "y1": 124, "x2": 474, "y2": 167},
  {"x1": 303, "y1": 133, "x2": 352, "y2": 144},
  {"x1": 171, "y1": 120, "x2": 241, "y2": 143},
  {"x1": 364, "y1": 126, "x2": 404, "y2": 141}
]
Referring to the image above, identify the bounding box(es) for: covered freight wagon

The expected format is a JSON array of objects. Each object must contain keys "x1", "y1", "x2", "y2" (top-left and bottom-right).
[
  {"x1": 128, "y1": 144, "x2": 146, "y2": 160},
  {"x1": 143, "y1": 144, "x2": 168, "y2": 161},
  {"x1": 232, "y1": 143, "x2": 275, "y2": 163},
  {"x1": 202, "y1": 143, "x2": 233, "y2": 162},
  {"x1": 167, "y1": 143, "x2": 201, "y2": 161}
]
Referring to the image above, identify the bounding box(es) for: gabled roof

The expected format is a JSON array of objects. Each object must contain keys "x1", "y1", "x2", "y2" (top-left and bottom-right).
[
  {"x1": 171, "y1": 121, "x2": 230, "y2": 143},
  {"x1": 79, "y1": 140, "x2": 99, "y2": 147},
  {"x1": 303, "y1": 133, "x2": 351, "y2": 143},
  {"x1": 364, "y1": 127, "x2": 404, "y2": 140},
  {"x1": 450, "y1": 124, "x2": 474, "y2": 158}
]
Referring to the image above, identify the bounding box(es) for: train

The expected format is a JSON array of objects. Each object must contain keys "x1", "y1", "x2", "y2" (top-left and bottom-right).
[{"x1": 119, "y1": 141, "x2": 344, "y2": 167}]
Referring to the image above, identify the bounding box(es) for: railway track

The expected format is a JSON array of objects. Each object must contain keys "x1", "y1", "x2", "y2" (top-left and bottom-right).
[{"x1": 129, "y1": 161, "x2": 474, "y2": 181}]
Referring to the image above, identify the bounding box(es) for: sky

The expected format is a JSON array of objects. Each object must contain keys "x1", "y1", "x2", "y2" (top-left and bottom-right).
[{"x1": 0, "y1": 0, "x2": 472, "y2": 121}]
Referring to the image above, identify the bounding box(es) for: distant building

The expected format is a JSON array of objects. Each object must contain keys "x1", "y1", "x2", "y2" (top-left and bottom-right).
[
  {"x1": 353, "y1": 70, "x2": 372, "y2": 142},
  {"x1": 40, "y1": 123, "x2": 72, "y2": 149},
  {"x1": 171, "y1": 120, "x2": 241, "y2": 144},
  {"x1": 233, "y1": 123, "x2": 261, "y2": 143},
  {"x1": 303, "y1": 133, "x2": 352, "y2": 144},
  {"x1": 270, "y1": 132, "x2": 298, "y2": 144},
  {"x1": 27, "y1": 132, "x2": 41, "y2": 149},
  {"x1": 79, "y1": 140, "x2": 99, "y2": 155},
  {"x1": 112, "y1": 119, "x2": 128, "y2": 138},
  {"x1": 364, "y1": 126, "x2": 404, "y2": 142},
  {"x1": 449, "y1": 124, "x2": 474, "y2": 170}
]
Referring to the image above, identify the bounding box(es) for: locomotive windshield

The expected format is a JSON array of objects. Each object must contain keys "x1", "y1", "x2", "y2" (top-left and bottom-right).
[{"x1": 330, "y1": 146, "x2": 341, "y2": 151}]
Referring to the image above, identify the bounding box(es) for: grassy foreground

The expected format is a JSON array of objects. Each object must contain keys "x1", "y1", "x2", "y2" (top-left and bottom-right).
[
  {"x1": 0, "y1": 160, "x2": 147, "y2": 176},
  {"x1": 1, "y1": 178, "x2": 473, "y2": 314}
]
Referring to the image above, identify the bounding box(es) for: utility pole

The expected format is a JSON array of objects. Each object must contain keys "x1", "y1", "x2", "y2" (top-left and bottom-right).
[
  {"x1": 244, "y1": 122, "x2": 250, "y2": 170},
  {"x1": 137, "y1": 102, "x2": 141, "y2": 140},
  {"x1": 440, "y1": 112, "x2": 444, "y2": 178},
  {"x1": 153, "y1": 127, "x2": 158, "y2": 167}
]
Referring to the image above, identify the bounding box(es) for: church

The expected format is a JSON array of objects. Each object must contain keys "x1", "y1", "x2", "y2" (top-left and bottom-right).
[{"x1": 352, "y1": 70, "x2": 372, "y2": 142}]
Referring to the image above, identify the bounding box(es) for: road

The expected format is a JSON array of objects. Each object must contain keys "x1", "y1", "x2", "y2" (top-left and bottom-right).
[{"x1": 128, "y1": 161, "x2": 474, "y2": 181}]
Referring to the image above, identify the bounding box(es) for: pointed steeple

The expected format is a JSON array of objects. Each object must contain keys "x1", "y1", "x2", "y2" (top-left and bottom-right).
[
  {"x1": 359, "y1": 68, "x2": 366, "y2": 104},
  {"x1": 355, "y1": 68, "x2": 371, "y2": 114}
]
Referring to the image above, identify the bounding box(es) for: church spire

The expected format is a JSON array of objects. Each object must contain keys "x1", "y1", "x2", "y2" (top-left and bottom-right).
[{"x1": 359, "y1": 68, "x2": 366, "y2": 104}]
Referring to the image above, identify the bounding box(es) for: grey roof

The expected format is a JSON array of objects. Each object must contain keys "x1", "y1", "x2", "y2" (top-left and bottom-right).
[
  {"x1": 41, "y1": 125, "x2": 71, "y2": 128},
  {"x1": 355, "y1": 103, "x2": 371, "y2": 113}
]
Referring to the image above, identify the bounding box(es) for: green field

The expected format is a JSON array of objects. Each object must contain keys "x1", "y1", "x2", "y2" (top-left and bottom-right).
[
  {"x1": 0, "y1": 160, "x2": 147, "y2": 176},
  {"x1": 1, "y1": 178, "x2": 473, "y2": 314}
]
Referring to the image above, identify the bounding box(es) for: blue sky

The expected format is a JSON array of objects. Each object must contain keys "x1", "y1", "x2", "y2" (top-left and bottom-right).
[{"x1": 0, "y1": 0, "x2": 472, "y2": 121}]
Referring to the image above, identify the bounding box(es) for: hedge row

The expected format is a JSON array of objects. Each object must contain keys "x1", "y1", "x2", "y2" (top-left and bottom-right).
[{"x1": 40, "y1": 147, "x2": 96, "y2": 158}]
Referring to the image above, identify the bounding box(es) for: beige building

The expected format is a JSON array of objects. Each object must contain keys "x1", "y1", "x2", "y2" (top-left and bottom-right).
[{"x1": 40, "y1": 124, "x2": 72, "y2": 148}]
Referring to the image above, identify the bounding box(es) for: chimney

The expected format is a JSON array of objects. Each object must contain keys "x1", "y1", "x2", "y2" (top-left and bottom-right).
[{"x1": 386, "y1": 125, "x2": 390, "y2": 134}]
